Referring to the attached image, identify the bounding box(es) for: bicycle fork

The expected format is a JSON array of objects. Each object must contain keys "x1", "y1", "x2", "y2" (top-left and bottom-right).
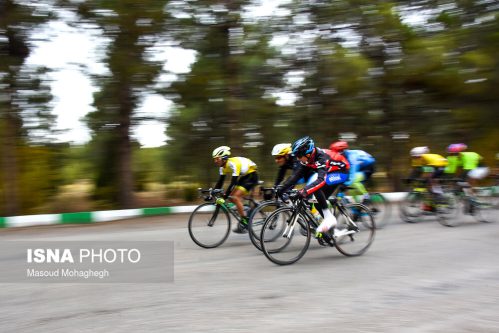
[
  {"x1": 208, "y1": 206, "x2": 222, "y2": 227},
  {"x1": 282, "y1": 211, "x2": 300, "y2": 239}
]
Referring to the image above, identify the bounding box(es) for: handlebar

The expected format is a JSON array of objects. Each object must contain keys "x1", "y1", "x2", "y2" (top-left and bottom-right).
[{"x1": 197, "y1": 188, "x2": 224, "y2": 201}]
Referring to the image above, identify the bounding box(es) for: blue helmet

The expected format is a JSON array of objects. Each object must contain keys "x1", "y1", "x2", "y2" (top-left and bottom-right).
[{"x1": 292, "y1": 136, "x2": 315, "y2": 157}]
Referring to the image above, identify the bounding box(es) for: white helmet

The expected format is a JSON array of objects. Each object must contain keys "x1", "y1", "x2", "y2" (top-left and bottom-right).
[
  {"x1": 272, "y1": 143, "x2": 292, "y2": 156},
  {"x1": 212, "y1": 146, "x2": 231, "y2": 159},
  {"x1": 410, "y1": 146, "x2": 429, "y2": 157}
]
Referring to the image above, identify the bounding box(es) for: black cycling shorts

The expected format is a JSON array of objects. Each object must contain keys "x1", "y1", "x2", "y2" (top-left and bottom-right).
[{"x1": 236, "y1": 172, "x2": 259, "y2": 193}]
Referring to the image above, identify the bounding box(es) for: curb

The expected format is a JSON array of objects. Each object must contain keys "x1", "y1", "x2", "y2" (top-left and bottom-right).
[{"x1": 0, "y1": 193, "x2": 407, "y2": 228}]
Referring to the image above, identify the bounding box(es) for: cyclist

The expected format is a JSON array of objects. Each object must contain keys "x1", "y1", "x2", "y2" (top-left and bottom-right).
[
  {"x1": 444, "y1": 143, "x2": 465, "y2": 178},
  {"x1": 277, "y1": 136, "x2": 350, "y2": 237},
  {"x1": 459, "y1": 146, "x2": 488, "y2": 182},
  {"x1": 272, "y1": 143, "x2": 320, "y2": 216},
  {"x1": 408, "y1": 146, "x2": 448, "y2": 210},
  {"x1": 212, "y1": 146, "x2": 259, "y2": 233},
  {"x1": 330, "y1": 141, "x2": 376, "y2": 204},
  {"x1": 272, "y1": 143, "x2": 317, "y2": 186},
  {"x1": 446, "y1": 143, "x2": 489, "y2": 193},
  {"x1": 272, "y1": 143, "x2": 297, "y2": 187}
]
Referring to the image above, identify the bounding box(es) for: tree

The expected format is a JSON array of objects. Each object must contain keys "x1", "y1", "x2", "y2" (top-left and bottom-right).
[
  {"x1": 0, "y1": 0, "x2": 55, "y2": 215},
  {"x1": 164, "y1": 1, "x2": 286, "y2": 184},
  {"x1": 75, "y1": 0, "x2": 170, "y2": 207}
]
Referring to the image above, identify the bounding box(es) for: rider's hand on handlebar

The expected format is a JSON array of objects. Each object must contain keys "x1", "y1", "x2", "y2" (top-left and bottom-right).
[{"x1": 288, "y1": 189, "x2": 305, "y2": 201}]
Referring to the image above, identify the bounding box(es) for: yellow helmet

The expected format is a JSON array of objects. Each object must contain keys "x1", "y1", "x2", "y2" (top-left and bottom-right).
[{"x1": 272, "y1": 143, "x2": 292, "y2": 156}]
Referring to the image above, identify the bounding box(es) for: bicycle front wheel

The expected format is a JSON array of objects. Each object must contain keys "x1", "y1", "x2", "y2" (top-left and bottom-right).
[
  {"x1": 334, "y1": 203, "x2": 375, "y2": 257},
  {"x1": 260, "y1": 207, "x2": 311, "y2": 265},
  {"x1": 188, "y1": 203, "x2": 230, "y2": 248},
  {"x1": 400, "y1": 191, "x2": 424, "y2": 223},
  {"x1": 248, "y1": 200, "x2": 282, "y2": 251}
]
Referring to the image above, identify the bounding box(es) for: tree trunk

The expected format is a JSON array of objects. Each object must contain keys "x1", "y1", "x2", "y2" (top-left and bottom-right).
[
  {"x1": 117, "y1": 90, "x2": 134, "y2": 208},
  {"x1": 1, "y1": 110, "x2": 20, "y2": 215}
]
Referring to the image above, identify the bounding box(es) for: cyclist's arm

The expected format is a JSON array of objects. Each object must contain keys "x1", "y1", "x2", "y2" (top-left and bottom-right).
[
  {"x1": 408, "y1": 167, "x2": 423, "y2": 181},
  {"x1": 280, "y1": 165, "x2": 306, "y2": 192},
  {"x1": 274, "y1": 166, "x2": 287, "y2": 187},
  {"x1": 214, "y1": 175, "x2": 226, "y2": 190},
  {"x1": 302, "y1": 165, "x2": 326, "y2": 195},
  {"x1": 348, "y1": 156, "x2": 359, "y2": 183}
]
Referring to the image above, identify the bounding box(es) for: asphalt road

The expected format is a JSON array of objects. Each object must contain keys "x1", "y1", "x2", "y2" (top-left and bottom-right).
[{"x1": 1, "y1": 207, "x2": 498, "y2": 333}]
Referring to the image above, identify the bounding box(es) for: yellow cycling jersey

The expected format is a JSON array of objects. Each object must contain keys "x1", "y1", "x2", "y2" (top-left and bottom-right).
[
  {"x1": 412, "y1": 154, "x2": 448, "y2": 168},
  {"x1": 220, "y1": 157, "x2": 257, "y2": 177}
]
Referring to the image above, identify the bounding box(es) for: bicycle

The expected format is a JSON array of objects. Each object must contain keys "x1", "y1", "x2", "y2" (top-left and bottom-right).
[
  {"x1": 188, "y1": 188, "x2": 259, "y2": 248},
  {"x1": 247, "y1": 187, "x2": 288, "y2": 252},
  {"x1": 399, "y1": 178, "x2": 459, "y2": 227},
  {"x1": 450, "y1": 177, "x2": 498, "y2": 224},
  {"x1": 259, "y1": 187, "x2": 376, "y2": 265}
]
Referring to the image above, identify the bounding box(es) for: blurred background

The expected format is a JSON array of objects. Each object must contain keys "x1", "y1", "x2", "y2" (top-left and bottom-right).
[{"x1": 1, "y1": 0, "x2": 498, "y2": 216}]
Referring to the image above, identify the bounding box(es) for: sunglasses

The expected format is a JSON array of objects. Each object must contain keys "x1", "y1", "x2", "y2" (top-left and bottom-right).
[{"x1": 274, "y1": 156, "x2": 285, "y2": 160}]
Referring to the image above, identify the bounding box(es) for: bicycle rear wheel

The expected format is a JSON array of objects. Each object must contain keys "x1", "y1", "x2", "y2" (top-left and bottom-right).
[
  {"x1": 367, "y1": 193, "x2": 390, "y2": 228},
  {"x1": 260, "y1": 207, "x2": 311, "y2": 265},
  {"x1": 188, "y1": 203, "x2": 230, "y2": 248},
  {"x1": 473, "y1": 191, "x2": 499, "y2": 223},
  {"x1": 248, "y1": 201, "x2": 282, "y2": 251},
  {"x1": 334, "y1": 203, "x2": 375, "y2": 257},
  {"x1": 400, "y1": 191, "x2": 424, "y2": 223}
]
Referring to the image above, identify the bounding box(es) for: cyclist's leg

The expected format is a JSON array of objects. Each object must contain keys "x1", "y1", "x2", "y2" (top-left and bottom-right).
[
  {"x1": 314, "y1": 188, "x2": 337, "y2": 233},
  {"x1": 349, "y1": 172, "x2": 368, "y2": 202},
  {"x1": 231, "y1": 172, "x2": 259, "y2": 219}
]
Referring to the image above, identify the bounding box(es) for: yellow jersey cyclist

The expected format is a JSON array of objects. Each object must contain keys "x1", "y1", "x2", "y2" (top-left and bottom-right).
[
  {"x1": 212, "y1": 146, "x2": 259, "y2": 233},
  {"x1": 408, "y1": 146, "x2": 448, "y2": 210}
]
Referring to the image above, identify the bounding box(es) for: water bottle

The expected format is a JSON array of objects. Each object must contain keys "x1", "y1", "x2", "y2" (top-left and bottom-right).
[{"x1": 311, "y1": 205, "x2": 322, "y2": 222}]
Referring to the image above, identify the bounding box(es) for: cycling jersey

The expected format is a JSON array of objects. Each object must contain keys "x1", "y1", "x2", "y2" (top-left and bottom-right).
[
  {"x1": 282, "y1": 148, "x2": 349, "y2": 196},
  {"x1": 411, "y1": 154, "x2": 448, "y2": 168},
  {"x1": 219, "y1": 157, "x2": 257, "y2": 177},
  {"x1": 215, "y1": 157, "x2": 258, "y2": 197},
  {"x1": 444, "y1": 155, "x2": 460, "y2": 174},
  {"x1": 344, "y1": 150, "x2": 376, "y2": 181},
  {"x1": 460, "y1": 152, "x2": 482, "y2": 170}
]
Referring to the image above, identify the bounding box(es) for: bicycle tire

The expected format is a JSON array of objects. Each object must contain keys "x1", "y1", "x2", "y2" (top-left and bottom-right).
[
  {"x1": 367, "y1": 192, "x2": 391, "y2": 228},
  {"x1": 473, "y1": 193, "x2": 499, "y2": 223},
  {"x1": 334, "y1": 203, "x2": 375, "y2": 257},
  {"x1": 248, "y1": 200, "x2": 283, "y2": 251},
  {"x1": 260, "y1": 206, "x2": 311, "y2": 265},
  {"x1": 400, "y1": 191, "x2": 424, "y2": 223},
  {"x1": 188, "y1": 203, "x2": 231, "y2": 248},
  {"x1": 436, "y1": 192, "x2": 459, "y2": 227}
]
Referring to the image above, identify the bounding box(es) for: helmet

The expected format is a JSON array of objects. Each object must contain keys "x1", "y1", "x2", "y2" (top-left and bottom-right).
[
  {"x1": 272, "y1": 143, "x2": 292, "y2": 156},
  {"x1": 410, "y1": 146, "x2": 429, "y2": 157},
  {"x1": 292, "y1": 136, "x2": 315, "y2": 157},
  {"x1": 329, "y1": 141, "x2": 349, "y2": 152},
  {"x1": 447, "y1": 143, "x2": 467, "y2": 153},
  {"x1": 212, "y1": 146, "x2": 231, "y2": 159}
]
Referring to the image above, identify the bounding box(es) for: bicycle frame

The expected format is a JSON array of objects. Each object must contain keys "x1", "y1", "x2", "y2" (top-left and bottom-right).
[{"x1": 280, "y1": 199, "x2": 315, "y2": 239}]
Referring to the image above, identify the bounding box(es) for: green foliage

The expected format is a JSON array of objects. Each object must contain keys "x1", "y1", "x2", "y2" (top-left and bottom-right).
[{"x1": 2, "y1": 0, "x2": 499, "y2": 214}]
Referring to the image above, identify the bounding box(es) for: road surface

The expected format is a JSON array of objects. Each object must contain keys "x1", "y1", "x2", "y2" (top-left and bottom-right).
[{"x1": 1, "y1": 208, "x2": 498, "y2": 332}]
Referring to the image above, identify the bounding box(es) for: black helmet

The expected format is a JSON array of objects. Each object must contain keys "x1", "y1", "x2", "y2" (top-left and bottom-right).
[{"x1": 292, "y1": 136, "x2": 315, "y2": 157}]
